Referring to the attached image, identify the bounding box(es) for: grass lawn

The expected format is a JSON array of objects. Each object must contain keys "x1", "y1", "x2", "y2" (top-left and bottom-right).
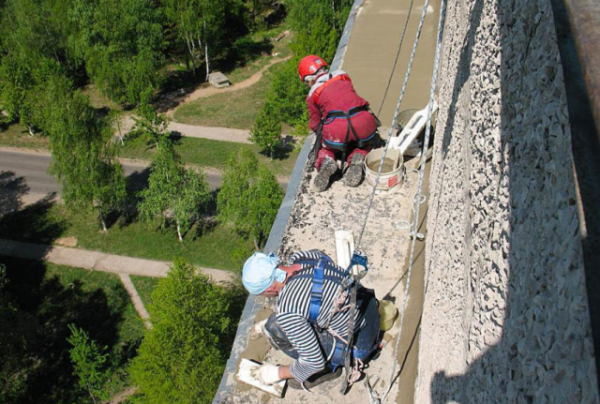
[
  {"x1": 0, "y1": 201, "x2": 254, "y2": 271},
  {"x1": 44, "y1": 263, "x2": 146, "y2": 344},
  {"x1": 61, "y1": 206, "x2": 254, "y2": 271},
  {"x1": 119, "y1": 135, "x2": 297, "y2": 177},
  {"x1": 0, "y1": 123, "x2": 50, "y2": 149},
  {"x1": 0, "y1": 124, "x2": 298, "y2": 178},
  {"x1": 173, "y1": 65, "x2": 275, "y2": 130},
  {"x1": 0, "y1": 256, "x2": 144, "y2": 403},
  {"x1": 130, "y1": 275, "x2": 159, "y2": 309},
  {"x1": 224, "y1": 26, "x2": 292, "y2": 84}
]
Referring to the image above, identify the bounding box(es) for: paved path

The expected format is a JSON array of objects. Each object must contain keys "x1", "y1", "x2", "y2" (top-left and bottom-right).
[
  {"x1": 118, "y1": 273, "x2": 152, "y2": 329},
  {"x1": 118, "y1": 56, "x2": 292, "y2": 144},
  {"x1": 170, "y1": 122, "x2": 254, "y2": 144},
  {"x1": 120, "y1": 117, "x2": 253, "y2": 144},
  {"x1": 0, "y1": 238, "x2": 237, "y2": 285}
]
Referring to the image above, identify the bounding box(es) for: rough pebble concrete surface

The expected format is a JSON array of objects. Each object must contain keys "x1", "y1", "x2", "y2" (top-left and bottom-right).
[{"x1": 415, "y1": 0, "x2": 600, "y2": 403}]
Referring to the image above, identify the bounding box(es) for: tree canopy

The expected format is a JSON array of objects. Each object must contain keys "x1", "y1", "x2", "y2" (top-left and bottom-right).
[
  {"x1": 138, "y1": 140, "x2": 212, "y2": 242},
  {"x1": 130, "y1": 259, "x2": 243, "y2": 404},
  {"x1": 46, "y1": 75, "x2": 126, "y2": 230},
  {"x1": 68, "y1": 0, "x2": 166, "y2": 105},
  {"x1": 250, "y1": 95, "x2": 282, "y2": 157},
  {"x1": 217, "y1": 149, "x2": 283, "y2": 249},
  {"x1": 67, "y1": 324, "x2": 111, "y2": 404}
]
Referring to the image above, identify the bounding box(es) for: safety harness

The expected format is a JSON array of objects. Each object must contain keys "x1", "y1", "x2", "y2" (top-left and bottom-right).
[
  {"x1": 291, "y1": 255, "x2": 346, "y2": 329},
  {"x1": 309, "y1": 74, "x2": 381, "y2": 168},
  {"x1": 292, "y1": 252, "x2": 372, "y2": 373}
]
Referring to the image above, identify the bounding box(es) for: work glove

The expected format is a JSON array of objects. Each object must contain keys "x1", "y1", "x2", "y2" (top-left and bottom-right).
[{"x1": 251, "y1": 363, "x2": 281, "y2": 385}]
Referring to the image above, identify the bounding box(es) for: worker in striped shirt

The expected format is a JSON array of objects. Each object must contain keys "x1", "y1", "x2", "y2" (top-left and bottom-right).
[{"x1": 242, "y1": 250, "x2": 381, "y2": 389}]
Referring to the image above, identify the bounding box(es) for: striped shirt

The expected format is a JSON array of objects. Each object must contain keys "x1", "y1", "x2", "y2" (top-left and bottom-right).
[{"x1": 276, "y1": 250, "x2": 366, "y2": 382}]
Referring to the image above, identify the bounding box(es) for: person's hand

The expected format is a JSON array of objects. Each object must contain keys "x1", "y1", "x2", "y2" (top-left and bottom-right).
[{"x1": 251, "y1": 363, "x2": 281, "y2": 385}]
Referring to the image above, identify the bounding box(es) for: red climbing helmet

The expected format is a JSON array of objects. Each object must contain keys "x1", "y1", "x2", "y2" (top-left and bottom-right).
[{"x1": 298, "y1": 55, "x2": 328, "y2": 82}]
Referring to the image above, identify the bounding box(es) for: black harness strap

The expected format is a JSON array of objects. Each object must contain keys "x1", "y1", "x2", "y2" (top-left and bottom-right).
[{"x1": 321, "y1": 105, "x2": 378, "y2": 164}]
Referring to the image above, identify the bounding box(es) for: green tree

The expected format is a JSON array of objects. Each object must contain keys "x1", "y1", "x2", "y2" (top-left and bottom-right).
[
  {"x1": 68, "y1": 0, "x2": 165, "y2": 105},
  {"x1": 93, "y1": 157, "x2": 128, "y2": 232},
  {"x1": 254, "y1": 0, "x2": 355, "y2": 132},
  {"x1": 161, "y1": 0, "x2": 246, "y2": 79},
  {"x1": 132, "y1": 104, "x2": 170, "y2": 149},
  {"x1": 138, "y1": 140, "x2": 212, "y2": 242},
  {"x1": 250, "y1": 97, "x2": 282, "y2": 158},
  {"x1": 218, "y1": 149, "x2": 283, "y2": 249},
  {"x1": 130, "y1": 259, "x2": 238, "y2": 404},
  {"x1": 267, "y1": 60, "x2": 308, "y2": 126},
  {"x1": 162, "y1": 0, "x2": 206, "y2": 76},
  {"x1": 0, "y1": 0, "x2": 67, "y2": 133},
  {"x1": 46, "y1": 76, "x2": 127, "y2": 231},
  {"x1": 67, "y1": 324, "x2": 111, "y2": 404}
]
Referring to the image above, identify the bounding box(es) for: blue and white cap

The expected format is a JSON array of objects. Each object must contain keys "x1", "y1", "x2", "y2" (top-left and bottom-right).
[{"x1": 242, "y1": 252, "x2": 286, "y2": 295}]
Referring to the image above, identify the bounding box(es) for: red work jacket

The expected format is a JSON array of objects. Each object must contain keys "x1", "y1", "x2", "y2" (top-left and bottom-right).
[{"x1": 306, "y1": 70, "x2": 377, "y2": 144}]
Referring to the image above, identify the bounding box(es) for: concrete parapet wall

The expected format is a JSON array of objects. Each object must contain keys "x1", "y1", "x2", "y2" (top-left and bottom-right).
[{"x1": 416, "y1": 0, "x2": 599, "y2": 402}]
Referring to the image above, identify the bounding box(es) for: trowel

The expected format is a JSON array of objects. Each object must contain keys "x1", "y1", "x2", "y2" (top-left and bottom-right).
[{"x1": 236, "y1": 358, "x2": 287, "y2": 398}]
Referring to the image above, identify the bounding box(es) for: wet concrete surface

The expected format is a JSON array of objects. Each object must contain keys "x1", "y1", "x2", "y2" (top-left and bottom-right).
[
  {"x1": 341, "y1": 0, "x2": 441, "y2": 126},
  {"x1": 394, "y1": 157, "x2": 430, "y2": 404}
]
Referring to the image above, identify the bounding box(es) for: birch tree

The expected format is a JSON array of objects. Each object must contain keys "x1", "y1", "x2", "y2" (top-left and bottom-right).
[
  {"x1": 138, "y1": 140, "x2": 211, "y2": 242},
  {"x1": 217, "y1": 149, "x2": 283, "y2": 249},
  {"x1": 162, "y1": 0, "x2": 229, "y2": 79},
  {"x1": 132, "y1": 104, "x2": 170, "y2": 150},
  {"x1": 162, "y1": 0, "x2": 204, "y2": 75},
  {"x1": 46, "y1": 76, "x2": 127, "y2": 231}
]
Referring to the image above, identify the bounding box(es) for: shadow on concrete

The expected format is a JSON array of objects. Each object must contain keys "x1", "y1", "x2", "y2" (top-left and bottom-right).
[
  {"x1": 0, "y1": 171, "x2": 30, "y2": 216},
  {"x1": 549, "y1": 0, "x2": 600, "y2": 388}
]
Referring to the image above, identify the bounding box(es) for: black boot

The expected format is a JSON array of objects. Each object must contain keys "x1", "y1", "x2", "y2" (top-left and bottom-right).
[
  {"x1": 313, "y1": 158, "x2": 337, "y2": 192},
  {"x1": 288, "y1": 367, "x2": 343, "y2": 391},
  {"x1": 344, "y1": 153, "x2": 365, "y2": 187}
]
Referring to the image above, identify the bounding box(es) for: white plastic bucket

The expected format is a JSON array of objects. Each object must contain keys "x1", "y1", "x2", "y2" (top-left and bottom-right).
[{"x1": 364, "y1": 148, "x2": 404, "y2": 191}]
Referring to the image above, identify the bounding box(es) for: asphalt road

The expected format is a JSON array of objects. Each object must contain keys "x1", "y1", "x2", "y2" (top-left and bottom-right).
[{"x1": 0, "y1": 149, "x2": 288, "y2": 206}]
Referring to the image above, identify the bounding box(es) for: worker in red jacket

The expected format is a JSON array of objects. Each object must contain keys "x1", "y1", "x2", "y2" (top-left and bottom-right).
[{"x1": 299, "y1": 55, "x2": 380, "y2": 192}]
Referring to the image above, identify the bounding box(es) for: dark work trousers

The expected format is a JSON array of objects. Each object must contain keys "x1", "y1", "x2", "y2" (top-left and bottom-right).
[{"x1": 264, "y1": 288, "x2": 381, "y2": 371}]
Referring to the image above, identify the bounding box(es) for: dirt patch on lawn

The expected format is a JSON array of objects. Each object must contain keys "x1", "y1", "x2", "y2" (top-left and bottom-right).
[{"x1": 55, "y1": 237, "x2": 77, "y2": 247}]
